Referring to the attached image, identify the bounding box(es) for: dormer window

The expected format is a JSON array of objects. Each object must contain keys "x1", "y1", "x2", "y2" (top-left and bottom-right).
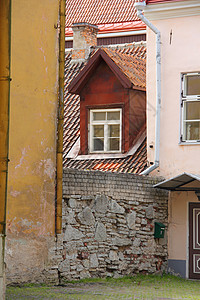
[
  {"x1": 89, "y1": 108, "x2": 122, "y2": 153},
  {"x1": 181, "y1": 73, "x2": 200, "y2": 142},
  {"x1": 68, "y1": 48, "x2": 146, "y2": 155}
]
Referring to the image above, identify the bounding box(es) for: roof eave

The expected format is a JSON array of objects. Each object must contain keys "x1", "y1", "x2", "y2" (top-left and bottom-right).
[
  {"x1": 154, "y1": 172, "x2": 200, "y2": 191},
  {"x1": 68, "y1": 48, "x2": 133, "y2": 95},
  {"x1": 131, "y1": 85, "x2": 146, "y2": 92}
]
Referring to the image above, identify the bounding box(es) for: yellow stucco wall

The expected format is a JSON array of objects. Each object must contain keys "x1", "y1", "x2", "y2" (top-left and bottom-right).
[{"x1": 5, "y1": 0, "x2": 60, "y2": 283}]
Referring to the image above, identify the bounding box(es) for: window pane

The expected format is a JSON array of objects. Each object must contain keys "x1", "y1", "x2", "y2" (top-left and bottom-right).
[
  {"x1": 184, "y1": 122, "x2": 200, "y2": 140},
  {"x1": 108, "y1": 125, "x2": 120, "y2": 138},
  {"x1": 93, "y1": 125, "x2": 104, "y2": 137},
  {"x1": 185, "y1": 101, "x2": 200, "y2": 120},
  {"x1": 107, "y1": 111, "x2": 120, "y2": 120},
  {"x1": 108, "y1": 138, "x2": 120, "y2": 151},
  {"x1": 93, "y1": 138, "x2": 104, "y2": 151},
  {"x1": 186, "y1": 75, "x2": 200, "y2": 96},
  {"x1": 93, "y1": 112, "x2": 106, "y2": 121}
]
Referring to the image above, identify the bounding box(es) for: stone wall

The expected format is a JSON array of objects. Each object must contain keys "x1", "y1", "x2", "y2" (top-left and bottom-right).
[{"x1": 55, "y1": 168, "x2": 168, "y2": 282}]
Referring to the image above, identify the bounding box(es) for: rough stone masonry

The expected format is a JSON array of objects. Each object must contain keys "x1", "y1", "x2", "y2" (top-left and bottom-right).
[{"x1": 54, "y1": 168, "x2": 168, "y2": 282}]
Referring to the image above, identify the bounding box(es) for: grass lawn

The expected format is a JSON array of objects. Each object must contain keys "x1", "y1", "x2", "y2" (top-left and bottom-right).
[{"x1": 6, "y1": 274, "x2": 200, "y2": 299}]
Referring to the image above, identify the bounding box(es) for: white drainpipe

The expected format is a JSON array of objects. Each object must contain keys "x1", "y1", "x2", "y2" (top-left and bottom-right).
[{"x1": 134, "y1": 1, "x2": 161, "y2": 175}]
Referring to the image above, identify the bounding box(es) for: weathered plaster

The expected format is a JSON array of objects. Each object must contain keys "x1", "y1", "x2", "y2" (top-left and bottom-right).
[{"x1": 5, "y1": 0, "x2": 60, "y2": 284}]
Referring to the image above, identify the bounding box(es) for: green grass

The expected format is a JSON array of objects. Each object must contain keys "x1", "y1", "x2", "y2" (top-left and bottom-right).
[{"x1": 6, "y1": 274, "x2": 200, "y2": 299}]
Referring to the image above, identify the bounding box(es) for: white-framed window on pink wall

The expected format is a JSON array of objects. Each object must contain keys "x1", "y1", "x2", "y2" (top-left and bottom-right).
[{"x1": 181, "y1": 73, "x2": 200, "y2": 143}]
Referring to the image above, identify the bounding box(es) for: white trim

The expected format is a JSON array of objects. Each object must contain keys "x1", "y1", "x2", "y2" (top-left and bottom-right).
[
  {"x1": 97, "y1": 30, "x2": 146, "y2": 39},
  {"x1": 144, "y1": 0, "x2": 200, "y2": 21},
  {"x1": 183, "y1": 73, "x2": 200, "y2": 98},
  {"x1": 89, "y1": 108, "x2": 122, "y2": 153},
  {"x1": 65, "y1": 30, "x2": 146, "y2": 42},
  {"x1": 179, "y1": 74, "x2": 183, "y2": 145},
  {"x1": 193, "y1": 254, "x2": 200, "y2": 274},
  {"x1": 70, "y1": 131, "x2": 146, "y2": 160},
  {"x1": 179, "y1": 142, "x2": 200, "y2": 146},
  {"x1": 66, "y1": 138, "x2": 80, "y2": 158},
  {"x1": 65, "y1": 36, "x2": 73, "y2": 41},
  {"x1": 181, "y1": 73, "x2": 200, "y2": 143},
  {"x1": 186, "y1": 201, "x2": 189, "y2": 279},
  {"x1": 193, "y1": 210, "x2": 200, "y2": 250}
]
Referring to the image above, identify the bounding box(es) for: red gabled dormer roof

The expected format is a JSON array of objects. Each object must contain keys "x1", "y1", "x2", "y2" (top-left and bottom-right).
[{"x1": 68, "y1": 48, "x2": 146, "y2": 94}]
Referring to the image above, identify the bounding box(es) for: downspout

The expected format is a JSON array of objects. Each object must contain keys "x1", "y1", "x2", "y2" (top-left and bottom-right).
[
  {"x1": 0, "y1": 0, "x2": 11, "y2": 298},
  {"x1": 134, "y1": 1, "x2": 161, "y2": 175},
  {"x1": 56, "y1": 0, "x2": 66, "y2": 234}
]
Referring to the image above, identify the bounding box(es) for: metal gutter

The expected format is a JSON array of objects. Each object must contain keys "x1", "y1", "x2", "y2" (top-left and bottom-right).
[
  {"x1": 0, "y1": 0, "x2": 11, "y2": 298},
  {"x1": 134, "y1": 1, "x2": 161, "y2": 175},
  {"x1": 56, "y1": 0, "x2": 66, "y2": 235},
  {"x1": 0, "y1": 0, "x2": 11, "y2": 237}
]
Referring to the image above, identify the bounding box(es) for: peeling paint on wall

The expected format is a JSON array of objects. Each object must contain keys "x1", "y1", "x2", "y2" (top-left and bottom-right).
[
  {"x1": 10, "y1": 190, "x2": 20, "y2": 197},
  {"x1": 15, "y1": 147, "x2": 29, "y2": 169},
  {"x1": 5, "y1": 0, "x2": 60, "y2": 284}
]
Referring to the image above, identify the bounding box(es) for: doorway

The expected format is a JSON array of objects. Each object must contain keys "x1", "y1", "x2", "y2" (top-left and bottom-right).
[{"x1": 189, "y1": 202, "x2": 200, "y2": 279}]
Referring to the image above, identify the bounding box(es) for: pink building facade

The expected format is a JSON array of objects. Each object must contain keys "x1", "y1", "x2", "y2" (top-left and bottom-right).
[{"x1": 137, "y1": 0, "x2": 200, "y2": 279}]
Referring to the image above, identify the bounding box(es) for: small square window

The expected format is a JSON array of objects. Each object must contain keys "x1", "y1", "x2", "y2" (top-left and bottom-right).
[
  {"x1": 184, "y1": 74, "x2": 200, "y2": 97},
  {"x1": 181, "y1": 73, "x2": 200, "y2": 142},
  {"x1": 89, "y1": 109, "x2": 122, "y2": 153}
]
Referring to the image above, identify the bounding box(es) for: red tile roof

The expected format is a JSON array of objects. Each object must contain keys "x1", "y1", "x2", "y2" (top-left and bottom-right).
[
  {"x1": 68, "y1": 46, "x2": 146, "y2": 94},
  {"x1": 64, "y1": 43, "x2": 147, "y2": 174},
  {"x1": 66, "y1": 0, "x2": 139, "y2": 27},
  {"x1": 65, "y1": 0, "x2": 146, "y2": 36},
  {"x1": 65, "y1": 21, "x2": 145, "y2": 37},
  {"x1": 103, "y1": 47, "x2": 146, "y2": 90},
  {"x1": 64, "y1": 137, "x2": 147, "y2": 174}
]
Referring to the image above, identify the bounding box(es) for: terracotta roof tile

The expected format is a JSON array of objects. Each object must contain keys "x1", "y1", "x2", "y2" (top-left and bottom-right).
[
  {"x1": 63, "y1": 43, "x2": 147, "y2": 174},
  {"x1": 63, "y1": 56, "x2": 84, "y2": 164},
  {"x1": 103, "y1": 47, "x2": 146, "y2": 89},
  {"x1": 67, "y1": 21, "x2": 146, "y2": 37},
  {"x1": 65, "y1": 0, "x2": 139, "y2": 27},
  {"x1": 64, "y1": 137, "x2": 147, "y2": 174}
]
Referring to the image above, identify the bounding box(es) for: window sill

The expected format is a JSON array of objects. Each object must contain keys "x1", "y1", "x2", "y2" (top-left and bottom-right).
[
  {"x1": 179, "y1": 142, "x2": 200, "y2": 146},
  {"x1": 77, "y1": 152, "x2": 125, "y2": 160}
]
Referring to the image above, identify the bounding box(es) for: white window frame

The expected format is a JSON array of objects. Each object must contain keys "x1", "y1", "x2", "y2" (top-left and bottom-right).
[
  {"x1": 89, "y1": 108, "x2": 122, "y2": 153},
  {"x1": 180, "y1": 73, "x2": 200, "y2": 143}
]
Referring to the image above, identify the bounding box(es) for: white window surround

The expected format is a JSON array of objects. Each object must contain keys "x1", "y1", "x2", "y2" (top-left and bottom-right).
[
  {"x1": 180, "y1": 73, "x2": 200, "y2": 143},
  {"x1": 89, "y1": 108, "x2": 122, "y2": 153},
  {"x1": 144, "y1": 0, "x2": 200, "y2": 21}
]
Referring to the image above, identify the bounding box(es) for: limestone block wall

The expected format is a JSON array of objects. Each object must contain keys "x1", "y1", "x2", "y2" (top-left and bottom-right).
[{"x1": 56, "y1": 168, "x2": 168, "y2": 281}]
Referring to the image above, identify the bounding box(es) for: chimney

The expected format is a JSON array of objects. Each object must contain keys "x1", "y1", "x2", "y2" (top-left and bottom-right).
[{"x1": 72, "y1": 23, "x2": 98, "y2": 62}]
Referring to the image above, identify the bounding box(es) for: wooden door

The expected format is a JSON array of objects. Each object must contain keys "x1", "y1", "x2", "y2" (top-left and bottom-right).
[{"x1": 189, "y1": 203, "x2": 200, "y2": 279}]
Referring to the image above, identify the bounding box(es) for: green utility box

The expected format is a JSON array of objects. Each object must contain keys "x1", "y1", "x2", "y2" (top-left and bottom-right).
[{"x1": 154, "y1": 222, "x2": 165, "y2": 238}]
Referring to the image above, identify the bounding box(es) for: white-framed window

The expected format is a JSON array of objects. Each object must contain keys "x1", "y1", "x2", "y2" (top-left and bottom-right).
[
  {"x1": 181, "y1": 73, "x2": 200, "y2": 142},
  {"x1": 89, "y1": 108, "x2": 122, "y2": 153}
]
